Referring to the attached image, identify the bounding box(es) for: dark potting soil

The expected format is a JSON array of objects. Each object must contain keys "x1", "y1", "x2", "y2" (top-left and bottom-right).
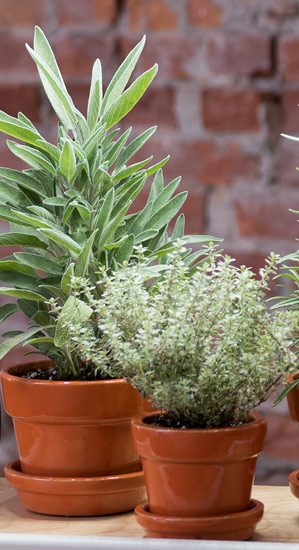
[
  {"x1": 144, "y1": 414, "x2": 197, "y2": 430},
  {"x1": 15, "y1": 365, "x2": 114, "y2": 381}
]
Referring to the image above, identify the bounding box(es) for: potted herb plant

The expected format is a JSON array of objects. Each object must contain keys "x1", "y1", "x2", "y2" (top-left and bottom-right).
[
  {"x1": 0, "y1": 27, "x2": 219, "y2": 516},
  {"x1": 60, "y1": 243, "x2": 299, "y2": 539}
]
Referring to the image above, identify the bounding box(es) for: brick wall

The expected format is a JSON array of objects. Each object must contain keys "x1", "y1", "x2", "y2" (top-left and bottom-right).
[{"x1": 1, "y1": 0, "x2": 299, "y2": 483}]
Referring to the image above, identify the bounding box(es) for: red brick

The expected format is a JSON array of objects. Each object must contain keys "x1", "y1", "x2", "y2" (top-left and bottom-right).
[
  {"x1": 131, "y1": 136, "x2": 258, "y2": 186},
  {"x1": 148, "y1": 0, "x2": 178, "y2": 31},
  {"x1": 279, "y1": 37, "x2": 299, "y2": 81},
  {"x1": 0, "y1": 85, "x2": 40, "y2": 123},
  {"x1": 0, "y1": 32, "x2": 36, "y2": 74},
  {"x1": 279, "y1": 140, "x2": 299, "y2": 187},
  {"x1": 188, "y1": 0, "x2": 222, "y2": 27},
  {"x1": 55, "y1": 33, "x2": 117, "y2": 79},
  {"x1": 235, "y1": 198, "x2": 299, "y2": 239},
  {"x1": 126, "y1": 0, "x2": 146, "y2": 31},
  {"x1": 281, "y1": 89, "x2": 299, "y2": 134},
  {"x1": 120, "y1": 36, "x2": 199, "y2": 81},
  {"x1": 207, "y1": 34, "x2": 272, "y2": 77},
  {"x1": 55, "y1": 0, "x2": 117, "y2": 26},
  {"x1": 125, "y1": 86, "x2": 177, "y2": 128},
  {"x1": 202, "y1": 89, "x2": 260, "y2": 132},
  {"x1": 0, "y1": 0, "x2": 45, "y2": 27}
]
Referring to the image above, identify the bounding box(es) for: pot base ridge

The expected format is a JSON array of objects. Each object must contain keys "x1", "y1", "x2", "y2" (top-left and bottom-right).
[
  {"x1": 5, "y1": 460, "x2": 146, "y2": 517},
  {"x1": 135, "y1": 499, "x2": 264, "y2": 540}
]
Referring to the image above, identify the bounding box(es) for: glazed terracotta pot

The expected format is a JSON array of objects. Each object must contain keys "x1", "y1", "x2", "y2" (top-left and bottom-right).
[
  {"x1": 1, "y1": 361, "x2": 145, "y2": 477},
  {"x1": 286, "y1": 371, "x2": 299, "y2": 423},
  {"x1": 132, "y1": 412, "x2": 266, "y2": 519}
]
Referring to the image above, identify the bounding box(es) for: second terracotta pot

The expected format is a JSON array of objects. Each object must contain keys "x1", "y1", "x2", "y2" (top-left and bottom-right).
[
  {"x1": 1, "y1": 361, "x2": 145, "y2": 477},
  {"x1": 131, "y1": 412, "x2": 267, "y2": 518},
  {"x1": 286, "y1": 371, "x2": 299, "y2": 423}
]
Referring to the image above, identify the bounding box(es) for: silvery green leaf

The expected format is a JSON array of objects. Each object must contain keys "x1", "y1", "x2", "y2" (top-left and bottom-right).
[
  {"x1": 115, "y1": 234, "x2": 135, "y2": 264},
  {"x1": 102, "y1": 64, "x2": 158, "y2": 130},
  {"x1": 87, "y1": 59, "x2": 102, "y2": 131},
  {"x1": 115, "y1": 126, "x2": 157, "y2": 171},
  {"x1": 59, "y1": 140, "x2": 76, "y2": 181},
  {"x1": 82, "y1": 123, "x2": 106, "y2": 157},
  {"x1": 26, "y1": 42, "x2": 76, "y2": 130},
  {"x1": 61, "y1": 262, "x2": 75, "y2": 294},
  {"x1": 146, "y1": 156, "x2": 170, "y2": 177},
  {"x1": 171, "y1": 214, "x2": 185, "y2": 240},
  {"x1": 105, "y1": 127, "x2": 132, "y2": 166},
  {"x1": 101, "y1": 35, "x2": 146, "y2": 114},
  {"x1": 111, "y1": 176, "x2": 146, "y2": 219},
  {"x1": 0, "y1": 258, "x2": 36, "y2": 275},
  {"x1": 144, "y1": 192, "x2": 188, "y2": 232},
  {"x1": 113, "y1": 157, "x2": 152, "y2": 182},
  {"x1": 148, "y1": 169, "x2": 164, "y2": 203},
  {"x1": 14, "y1": 252, "x2": 64, "y2": 275},
  {"x1": 96, "y1": 188, "x2": 114, "y2": 231},
  {"x1": 54, "y1": 296, "x2": 92, "y2": 347},
  {"x1": 0, "y1": 232, "x2": 47, "y2": 249},
  {"x1": 35, "y1": 139, "x2": 60, "y2": 162},
  {"x1": 126, "y1": 201, "x2": 153, "y2": 236},
  {"x1": 98, "y1": 201, "x2": 131, "y2": 248},
  {"x1": 75, "y1": 229, "x2": 98, "y2": 277},
  {"x1": 0, "y1": 110, "x2": 42, "y2": 145},
  {"x1": 7, "y1": 141, "x2": 56, "y2": 174},
  {"x1": 151, "y1": 177, "x2": 181, "y2": 217},
  {"x1": 0, "y1": 168, "x2": 47, "y2": 197},
  {"x1": 0, "y1": 326, "x2": 47, "y2": 360},
  {"x1": 135, "y1": 230, "x2": 158, "y2": 244},
  {"x1": 0, "y1": 180, "x2": 31, "y2": 207},
  {"x1": 43, "y1": 197, "x2": 68, "y2": 206},
  {"x1": 38, "y1": 228, "x2": 81, "y2": 255},
  {"x1": 0, "y1": 287, "x2": 46, "y2": 301},
  {"x1": 12, "y1": 210, "x2": 60, "y2": 230}
]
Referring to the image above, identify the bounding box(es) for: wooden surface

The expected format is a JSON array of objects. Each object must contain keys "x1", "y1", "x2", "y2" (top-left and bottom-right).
[{"x1": 0, "y1": 480, "x2": 297, "y2": 542}]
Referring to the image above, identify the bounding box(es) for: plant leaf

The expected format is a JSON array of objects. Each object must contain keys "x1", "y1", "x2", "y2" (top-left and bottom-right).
[
  {"x1": 75, "y1": 229, "x2": 98, "y2": 277},
  {"x1": 0, "y1": 288, "x2": 46, "y2": 301},
  {"x1": 115, "y1": 126, "x2": 157, "y2": 172},
  {"x1": 54, "y1": 296, "x2": 92, "y2": 347},
  {"x1": 0, "y1": 168, "x2": 47, "y2": 197},
  {"x1": 7, "y1": 141, "x2": 55, "y2": 174},
  {"x1": 87, "y1": 59, "x2": 102, "y2": 131},
  {"x1": 59, "y1": 140, "x2": 76, "y2": 181},
  {"x1": 0, "y1": 232, "x2": 47, "y2": 249},
  {"x1": 26, "y1": 42, "x2": 76, "y2": 130},
  {"x1": 102, "y1": 64, "x2": 158, "y2": 130},
  {"x1": 38, "y1": 228, "x2": 81, "y2": 255},
  {"x1": 0, "y1": 326, "x2": 47, "y2": 360},
  {"x1": 14, "y1": 252, "x2": 65, "y2": 275},
  {"x1": 101, "y1": 35, "x2": 146, "y2": 114},
  {"x1": 0, "y1": 110, "x2": 42, "y2": 145},
  {"x1": 144, "y1": 192, "x2": 188, "y2": 232},
  {"x1": 61, "y1": 262, "x2": 75, "y2": 294}
]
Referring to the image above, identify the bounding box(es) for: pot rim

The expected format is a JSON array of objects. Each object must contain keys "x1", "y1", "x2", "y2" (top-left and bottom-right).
[
  {"x1": 0, "y1": 361, "x2": 127, "y2": 387},
  {"x1": 131, "y1": 411, "x2": 265, "y2": 434}
]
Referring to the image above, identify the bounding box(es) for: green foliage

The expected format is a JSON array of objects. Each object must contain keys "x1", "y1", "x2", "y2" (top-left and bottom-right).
[
  {"x1": 0, "y1": 26, "x2": 220, "y2": 377},
  {"x1": 62, "y1": 244, "x2": 299, "y2": 427}
]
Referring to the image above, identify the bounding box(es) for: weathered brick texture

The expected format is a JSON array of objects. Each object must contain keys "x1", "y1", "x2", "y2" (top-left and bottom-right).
[{"x1": 1, "y1": 0, "x2": 299, "y2": 483}]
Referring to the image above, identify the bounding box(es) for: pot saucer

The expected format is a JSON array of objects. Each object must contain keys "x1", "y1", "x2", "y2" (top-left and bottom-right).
[
  {"x1": 5, "y1": 460, "x2": 146, "y2": 517},
  {"x1": 289, "y1": 469, "x2": 299, "y2": 499},
  {"x1": 135, "y1": 499, "x2": 264, "y2": 540}
]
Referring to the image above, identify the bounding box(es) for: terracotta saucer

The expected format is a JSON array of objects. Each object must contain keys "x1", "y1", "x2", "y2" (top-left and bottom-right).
[
  {"x1": 5, "y1": 460, "x2": 146, "y2": 517},
  {"x1": 135, "y1": 499, "x2": 264, "y2": 540},
  {"x1": 289, "y1": 469, "x2": 299, "y2": 499}
]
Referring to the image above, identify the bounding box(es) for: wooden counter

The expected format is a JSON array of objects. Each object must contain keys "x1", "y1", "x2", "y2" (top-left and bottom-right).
[{"x1": 0, "y1": 480, "x2": 298, "y2": 544}]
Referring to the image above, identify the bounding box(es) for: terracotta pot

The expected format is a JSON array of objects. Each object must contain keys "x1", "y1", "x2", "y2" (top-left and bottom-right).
[
  {"x1": 286, "y1": 371, "x2": 299, "y2": 423},
  {"x1": 1, "y1": 361, "x2": 145, "y2": 477},
  {"x1": 131, "y1": 412, "x2": 266, "y2": 519}
]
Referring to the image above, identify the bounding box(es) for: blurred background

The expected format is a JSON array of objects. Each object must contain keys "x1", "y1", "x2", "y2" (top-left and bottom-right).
[{"x1": 1, "y1": 0, "x2": 299, "y2": 483}]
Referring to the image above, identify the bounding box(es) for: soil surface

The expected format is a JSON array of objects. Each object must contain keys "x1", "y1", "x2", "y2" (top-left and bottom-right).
[{"x1": 15, "y1": 365, "x2": 114, "y2": 381}]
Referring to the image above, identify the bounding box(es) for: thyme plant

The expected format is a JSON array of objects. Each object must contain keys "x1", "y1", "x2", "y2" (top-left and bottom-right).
[
  {"x1": 0, "y1": 27, "x2": 218, "y2": 377},
  {"x1": 57, "y1": 244, "x2": 299, "y2": 427}
]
